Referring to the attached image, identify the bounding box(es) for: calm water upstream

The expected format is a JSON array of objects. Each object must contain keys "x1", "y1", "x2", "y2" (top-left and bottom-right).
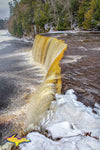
[
  {"x1": 57, "y1": 31, "x2": 100, "y2": 108},
  {"x1": 42, "y1": 31, "x2": 100, "y2": 108}
]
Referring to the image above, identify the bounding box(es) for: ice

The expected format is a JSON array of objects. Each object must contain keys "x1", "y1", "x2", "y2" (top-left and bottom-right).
[
  {"x1": 77, "y1": 136, "x2": 100, "y2": 150},
  {"x1": 20, "y1": 89, "x2": 100, "y2": 150},
  {"x1": 20, "y1": 132, "x2": 61, "y2": 150},
  {"x1": 46, "y1": 121, "x2": 81, "y2": 139},
  {"x1": 20, "y1": 132, "x2": 82, "y2": 150}
]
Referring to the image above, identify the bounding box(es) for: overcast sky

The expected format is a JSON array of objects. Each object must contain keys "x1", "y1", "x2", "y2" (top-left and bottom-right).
[{"x1": 0, "y1": 0, "x2": 10, "y2": 19}]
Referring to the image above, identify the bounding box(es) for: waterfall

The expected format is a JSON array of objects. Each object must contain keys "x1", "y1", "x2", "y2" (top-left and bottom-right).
[
  {"x1": 0, "y1": 35, "x2": 67, "y2": 147},
  {"x1": 32, "y1": 35, "x2": 67, "y2": 93},
  {"x1": 26, "y1": 35, "x2": 67, "y2": 128}
]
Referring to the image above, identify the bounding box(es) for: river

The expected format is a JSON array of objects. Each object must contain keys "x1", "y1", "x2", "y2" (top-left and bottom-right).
[
  {"x1": 0, "y1": 30, "x2": 100, "y2": 150},
  {"x1": 42, "y1": 31, "x2": 100, "y2": 107},
  {"x1": 0, "y1": 30, "x2": 45, "y2": 145}
]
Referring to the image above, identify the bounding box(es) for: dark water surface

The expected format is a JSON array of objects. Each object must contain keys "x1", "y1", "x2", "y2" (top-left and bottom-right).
[
  {"x1": 42, "y1": 31, "x2": 100, "y2": 107},
  {"x1": 0, "y1": 31, "x2": 45, "y2": 145},
  {"x1": 60, "y1": 32, "x2": 100, "y2": 108},
  {"x1": 0, "y1": 39, "x2": 32, "y2": 111}
]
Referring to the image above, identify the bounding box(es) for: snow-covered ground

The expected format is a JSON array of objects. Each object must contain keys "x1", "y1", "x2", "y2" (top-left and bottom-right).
[
  {"x1": 20, "y1": 89, "x2": 100, "y2": 150},
  {"x1": 48, "y1": 30, "x2": 100, "y2": 34}
]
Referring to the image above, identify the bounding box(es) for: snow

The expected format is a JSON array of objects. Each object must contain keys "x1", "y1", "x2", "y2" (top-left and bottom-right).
[
  {"x1": 48, "y1": 30, "x2": 100, "y2": 34},
  {"x1": 20, "y1": 89, "x2": 100, "y2": 150},
  {"x1": 46, "y1": 121, "x2": 81, "y2": 139},
  {"x1": 48, "y1": 30, "x2": 79, "y2": 34}
]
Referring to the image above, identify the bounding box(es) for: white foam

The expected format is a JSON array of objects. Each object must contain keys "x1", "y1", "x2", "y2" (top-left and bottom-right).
[
  {"x1": 0, "y1": 30, "x2": 16, "y2": 42},
  {"x1": 61, "y1": 55, "x2": 83, "y2": 64},
  {"x1": 0, "y1": 43, "x2": 11, "y2": 50},
  {"x1": 0, "y1": 30, "x2": 33, "y2": 43},
  {"x1": 90, "y1": 47, "x2": 100, "y2": 51},
  {"x1": 78, "y1": 46, "x2": 87, "y2": 51}
]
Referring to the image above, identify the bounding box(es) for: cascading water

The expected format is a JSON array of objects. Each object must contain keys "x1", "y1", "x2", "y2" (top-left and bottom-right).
[
  {"x1": 32, "y1": 35, "x2": 67, "y2": 93},
  {"x1": 0, "y1": 34, "x2": 67, "y2": 148},
  {"x1": 26, "y1": 35, "x2": 67, "y2": 128}
]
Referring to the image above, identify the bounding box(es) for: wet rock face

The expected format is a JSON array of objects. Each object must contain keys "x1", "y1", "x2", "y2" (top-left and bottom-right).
[{"x1": 59, "y1": 32, "x2": 100, "y2": 108}]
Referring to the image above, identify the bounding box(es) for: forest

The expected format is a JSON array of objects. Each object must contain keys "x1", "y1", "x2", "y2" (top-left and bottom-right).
[{"x1": 8, "y1": 0, "x2": 100, "y2": 37}]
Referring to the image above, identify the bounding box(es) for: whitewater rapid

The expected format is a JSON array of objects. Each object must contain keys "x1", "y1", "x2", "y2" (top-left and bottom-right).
[{"x1": 0, "y1": 30, "x2": 45, "y2": 146}]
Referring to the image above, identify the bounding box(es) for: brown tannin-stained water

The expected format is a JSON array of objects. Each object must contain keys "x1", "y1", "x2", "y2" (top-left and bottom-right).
[
  {"x1": 42, "y1": 31, "x2": 100, "y2": 107},
  {"x1": 59, "y1": 32, "x2": 100, "y2": 108}
]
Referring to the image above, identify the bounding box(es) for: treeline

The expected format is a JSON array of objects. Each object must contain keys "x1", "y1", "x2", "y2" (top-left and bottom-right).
[{"x1": 8, "y1": 0, "x2": 100, "y2": 37}]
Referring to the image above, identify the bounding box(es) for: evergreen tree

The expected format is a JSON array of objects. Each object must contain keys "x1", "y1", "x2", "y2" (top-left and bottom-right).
[
  {"x1": 78, "y1": 0, "x2": 90, "y2": 27},
  {"x1": 8, "y1": 0, "x2": 100, "y2": 38}
]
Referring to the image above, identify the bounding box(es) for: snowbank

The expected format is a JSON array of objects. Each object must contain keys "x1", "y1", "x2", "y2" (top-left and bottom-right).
[{"x1": 20, "y1": 89, "x2": 100, "y2": 150}]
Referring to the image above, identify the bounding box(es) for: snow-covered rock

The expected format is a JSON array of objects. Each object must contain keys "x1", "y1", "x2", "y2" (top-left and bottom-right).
[{"x1": 20, "y1": 89, "x2": 100, "y2": 150}]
